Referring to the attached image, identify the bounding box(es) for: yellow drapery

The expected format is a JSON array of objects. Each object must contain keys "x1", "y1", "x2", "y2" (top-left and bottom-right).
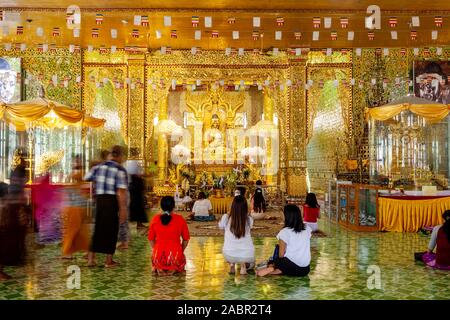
[
  {"x1": 210, "y1": 196, "x2": 234, "y2": 215},
  {"x1": 366, "y1": 103, "x2": 450, "y2": 123},
  {"x1": 378, "y1": 197, "x2": 448, "y2": 232},
  {"x1": 0, "y1": 98, "x2": 105, "y2": 130}
]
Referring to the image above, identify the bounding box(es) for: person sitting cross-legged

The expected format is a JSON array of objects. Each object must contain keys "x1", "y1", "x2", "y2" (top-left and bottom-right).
[{"x1": 187, "y1": 192, "x2": 215, "y2": 222}]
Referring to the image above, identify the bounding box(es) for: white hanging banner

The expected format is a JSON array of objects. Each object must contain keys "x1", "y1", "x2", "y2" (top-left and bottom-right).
[
  {"x1": 432, "y1": 30, "x2": 438, "y2": 40},
  {"x1": 20, "y1": 43, "x2": 26, "y2": 51},
  {"x1": 195, "y1": 30, "x2": 201, "y2": 40},
  {"x1": 111, "y1": 29, "x2": 118, "y2": 39},
  {"x1": 69, "y1": 44, "x2": 75, "y2": 53},
  {"x1": 391, "y1": 31, "x2": 398, "y2": 40},
  {"x1": 238, "y1": 48, "x2": 244, "y2": 55},
  {"x1": 73, "y1": 29, "x2": 80, "y2": 37},
  {"x1": 205, "y1": 16, "x2": 212, "y2": 28},
  {"x1": 232, "y1": 31, "x2": 239, "y2": 40},
  {"x1": 383, "y1": 48, "x2": 389, "y2": 56},
  {"x1": 326, "y1": 48, "x2": 332, "y2": 56},
  {"x1": 313, "y1": 31, "x2": 319, "y2": 41},
  {"x1": 111, "y1": 45, "x2": 117, "y2": 53},
  {"x1": 324, "y1": 17, "x2": 332, "y2": 28},
  {"x1": 164, "y1": 16, "x2": 172, "y2": 27},
  {"x1": 347, "y1": 31, "x2": 354, "y2": 41},
  {"x1": 275, "y1": 31, "x2": 282, "y2": 40},
  {"x1": 272, "y1": 48, "x2": 279, "y2": 56},
  {"x1": 253, "y1": 17, "x2": 261, "y2": 27},
  {"x1": 36, "y1": 27, "x2": 43, "y2": 37},
  {"x1": 437, "y1": 47, "x2": 443, "y2": 55},
  {"x1": 134, "y1": 15, "x2": 141, "y2": 26},
  {"x1": 87, "y1": 45, "x2": 93, "y2": 52},
  {"x1": 411, "y1": 16, "x2": 420, "y2": 27},
  {"x1": 225, "y1": 47, "x2": 231, "y2": 55},
  {"x1": 413, "y1": 48, "x2": 419, "y2": 56},
  {"x1": 295, "y1": 48, "x2": 301, "y2": 56},
  {"x1": 156, "y1": 30, "x2": 162, "y2": 39},
  {"x1": 191, "y1": 47, "x2": 197, "y2": 55},
  {"x1": 355, "y1": 48, "x2": 362, "y2": 56}
]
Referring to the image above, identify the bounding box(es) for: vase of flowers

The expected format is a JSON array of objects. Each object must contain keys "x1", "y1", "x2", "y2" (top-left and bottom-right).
[
  {"x1": 224, "y1": 171, "x2": 238, "y2": 196},
  {"x1": 212, "y1": 174, "x2": 225, "y2": 197}
]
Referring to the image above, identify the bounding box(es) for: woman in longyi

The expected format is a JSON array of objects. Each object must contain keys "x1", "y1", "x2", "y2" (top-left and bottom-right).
[{"x1": 61, "y1": 155, "x2": 90, "y2": 259}]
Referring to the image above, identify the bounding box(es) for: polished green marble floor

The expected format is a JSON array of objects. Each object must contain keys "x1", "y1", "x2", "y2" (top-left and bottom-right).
[{"x1": 1, "y1": 219, "x2": 449, "y2": 300}]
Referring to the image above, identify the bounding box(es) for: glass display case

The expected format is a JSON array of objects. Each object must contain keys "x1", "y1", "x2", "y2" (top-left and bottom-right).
[
  {"x1": 337, "y1": 184, "x2": 380, "y2": 231},
  {"x1": 327, "y1": 180, "x2": 352, "y2": 221},
  {"x1": 369, "y1": 110, "x2": 449, "y2": 190}
]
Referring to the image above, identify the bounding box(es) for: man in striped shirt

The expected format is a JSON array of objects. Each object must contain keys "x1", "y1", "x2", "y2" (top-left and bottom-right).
[{"x1": 84, "y1": 145, "x2": 128, "y2": 268}]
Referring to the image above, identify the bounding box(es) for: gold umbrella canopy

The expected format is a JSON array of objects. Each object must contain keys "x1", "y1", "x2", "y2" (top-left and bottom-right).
[
  {"x1": 366, "y1": 95, "x2": 450, "y2": 123},
  {"x1": 0, "y1": 97, "x2": 105, "y2": 131}
]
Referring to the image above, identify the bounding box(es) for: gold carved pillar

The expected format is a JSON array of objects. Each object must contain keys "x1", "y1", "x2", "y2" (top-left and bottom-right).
[
  {"x1": 286, "y1": 59, "x2": 307, "y2": 196},
  {"x1": 157, "y1": 94, "x2": 169, "y2": 183},
  {"x1": 263, "y1": 89, "x2": 274, "y2": 185},
  {"x1": 127, "y1": 59, "x2": 145, "y2": 159}
]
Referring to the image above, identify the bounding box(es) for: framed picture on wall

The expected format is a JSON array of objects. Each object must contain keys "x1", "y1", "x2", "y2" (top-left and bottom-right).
[
  {"x1": 0, "y1": 57, "x2": 21, "y2": 103},
  {"x1": 414, "y1": 61, "x2": 450, "y2": 104}
]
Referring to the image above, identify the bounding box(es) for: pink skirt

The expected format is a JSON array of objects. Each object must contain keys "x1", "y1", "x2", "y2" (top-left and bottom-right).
[{"x1": 422, "y1": 252, "x2": 450, "y2": 270}]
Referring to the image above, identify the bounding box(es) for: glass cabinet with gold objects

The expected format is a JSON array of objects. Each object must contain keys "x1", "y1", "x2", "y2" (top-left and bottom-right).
[{"x1": 337, "y1": 184, "x2": 381, "y2": 231}]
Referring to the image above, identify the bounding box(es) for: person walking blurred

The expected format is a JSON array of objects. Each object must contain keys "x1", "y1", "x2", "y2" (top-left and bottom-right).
[
  {"x1": 84, "y1": 145, "x2": 128, "y2": 268},
  {"x1": 0, "y1": 149, "x2": 28, "y2": 280},
  {"x1": 61, "y1": 155, "x2": 90, "y2": 259}
]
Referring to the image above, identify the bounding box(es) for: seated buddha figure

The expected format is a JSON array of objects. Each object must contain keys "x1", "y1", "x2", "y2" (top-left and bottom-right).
[{"x1": 203, "y1": 114, "x2": 227, "y2": 163}]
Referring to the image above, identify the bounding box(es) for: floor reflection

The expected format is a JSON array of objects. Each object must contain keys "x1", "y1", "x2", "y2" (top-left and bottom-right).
[{"x1": 1, "y1": 219, "x2": 450, "y2": 299}]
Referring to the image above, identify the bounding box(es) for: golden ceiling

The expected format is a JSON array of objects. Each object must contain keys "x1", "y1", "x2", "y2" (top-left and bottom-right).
[{"x1": 1, "y1": 0, "x2": 450, "y2": 49}]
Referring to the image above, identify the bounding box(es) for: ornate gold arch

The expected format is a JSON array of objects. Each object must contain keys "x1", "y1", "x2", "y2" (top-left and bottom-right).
[{"x1": 144, "y1": 51, "x2": 292, "y2": 166}]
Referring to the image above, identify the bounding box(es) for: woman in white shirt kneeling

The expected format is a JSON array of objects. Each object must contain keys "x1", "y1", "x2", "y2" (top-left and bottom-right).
[
  {"x1": 218, "y1": 195, "x2": 255, "y2": 275},
  {"x1": 257, "y1": 204, "x2": 311, "y2": 277}
]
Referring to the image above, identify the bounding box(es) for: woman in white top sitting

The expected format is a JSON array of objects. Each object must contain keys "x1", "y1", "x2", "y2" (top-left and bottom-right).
[
  {"x1": 218, "y1": 195, "x2": 255, "y2": 275},
  {"x1": 257, "y1": 204, "x2": 311, "y2": 277},
  {"x1": 188, "y1": 191, "x2": 214, "y2": 221}
]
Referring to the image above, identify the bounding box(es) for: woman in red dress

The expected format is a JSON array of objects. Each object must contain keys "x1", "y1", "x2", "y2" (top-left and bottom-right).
[
  {"x1": 148, "y1": 196, "x2": 190, "y2": 275},
  {"x1": 303, "y1": 193, "x2": 320, "y2": 232}
]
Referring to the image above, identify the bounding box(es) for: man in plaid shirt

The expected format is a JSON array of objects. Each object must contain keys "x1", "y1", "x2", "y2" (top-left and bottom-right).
[{"x1": 84, "y1": 145, "x2": 128, "y2": 268}]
